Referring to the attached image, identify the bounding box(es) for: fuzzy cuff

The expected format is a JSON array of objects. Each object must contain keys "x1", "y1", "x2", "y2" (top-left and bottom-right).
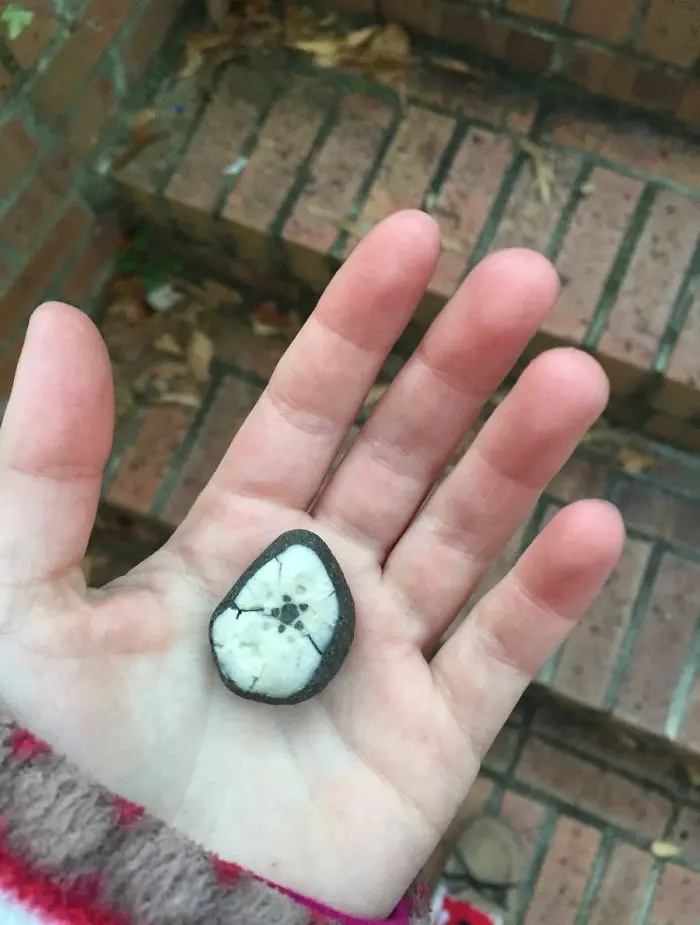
[{"x1": 0, "y1": 714, "x2": 430, "y2": 925}]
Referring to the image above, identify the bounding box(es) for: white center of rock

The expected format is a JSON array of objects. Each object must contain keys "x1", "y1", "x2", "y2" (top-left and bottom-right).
[{"x1": 210, "y1": 543, "x2": 340, "y2": 699}]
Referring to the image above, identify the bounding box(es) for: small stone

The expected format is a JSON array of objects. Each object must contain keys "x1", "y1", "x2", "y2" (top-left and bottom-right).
[{"x1": 209, "y1": 530, "x2": 355, "y2": 705}]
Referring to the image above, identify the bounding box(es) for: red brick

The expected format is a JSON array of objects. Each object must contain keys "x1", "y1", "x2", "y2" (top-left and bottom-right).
[
  {"x1": 544, "y1": 107, "x2": 700, "y2": 188},
  {"x1": 222, "y1": 76, "x2": 334, "y2": 261},
  {"x1": 0, "y1": 118, "x2": 38, "y2": 200},
  {"x1": 611, "y1": 478, "x2": 700, "y2": 549},
  {"x1": 506, "y1": 0, "x2": 561, "y2": 20},
  {"x1": 639, "y1": 0, "x2": 700, "y2": 68},
  {"x1": 353, "y1": 106, "x2": 454, "y2": 233},
  {"x1": 429, "y1": 128, "x2": 514, "y2": 296},
  {"x1": 546, "y1": 456, "x2": 606, "y2": 504},
  {"x1": 532, "y1": 702, "x2": 683, "y2": 788},
  {"x1": 567, "y1": 0, "x2": 638, "y2": 43},
  {"x1": 5, "y1": 7, "x2": 57, "y2": 68},
  {"x1": 550, "y1": 535, "x2": 652, "y2": 707},
  {"x1": 282, "y1": 93, "x2": 393, "y2": 289},
  {"x1": 631, "y1": 66, "x2": 687, "y2": 114},
  {"x1": 31, "y1": 27, "x2": 102, "y2": 124},
  {"x1": 382, "y1": 0, "x2": 441, "y2": 35},
  {"x1": 516, "y1": 738, "x2": 672, "y2": 837},
  {"x1": 647, "y1": 864, "x2": 700, "y2": 925},
  {"x1": 680, "y1": 675, "x2": 700, "y2": 751},
  {"x1": 524, "y1": 818, "x2": 599, "y2": 925},
  {"x1": 0, "y1": 199, "x2": 92, "y2": 341},
  {"x1": 67, "y1": 74, "x2": 118, "y2": 158},
  {"x1": 60, "y1": 213, "x2": 122, "y2": 304},
  {"x1": 206, "y1": 314, "x2": 289, "y2": 380},
  {"x1": 657, "y1": 276, "x2": 700, "y2": 421},
  {"x1": 587, "y1": 842, "x2": 655, "y2": 925},
  {"x1": 564, "y1": 46, "x2": 642, "y2": 108},
  {"x1": 491, "y1": 152, "x2": 581, "y2": 253},
  {"x1": 598, "y1": 191, "x2": 700, "y2": 372},
  {"x1": 108, "y1": 404, "x2": 196, "y2": 515},
  {"x1": 669, "y1": 807, "x2": 700, "y2": 865},
  {"x1": 1, "y1": 144, "x2": 75, "y2": 253},
  {"x1": 439, "y1": 7, "x2": 511, "y2": 60},
  {"x1": 162, "y1": 376, "x2": 262, "y2": 524},
  {"x1": 84, "y1": 0, "x2": 134, "y2": 49},
  {"x1": 121, "y1": 0, "x2": 178, "y2": 83},
  {"x1": 166, "y1": 66, "x2": 268, "y2": 220},
  {"x1": 678, "y1": 79, "x2": 700, "y2": 127},
  {"x1": 407, "y1": 67, "x2": 536, "y2": 134},
  {"x1": 615, "y1": 552, "x2": 700, "y2": 737},
  {"x1": 546, "y1": 168, "x2": 643, "y2": 344}
]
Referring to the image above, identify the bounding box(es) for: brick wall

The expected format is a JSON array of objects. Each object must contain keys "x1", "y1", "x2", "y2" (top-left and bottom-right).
[
  {"x1": 305, "y1": 0, "x2": 700, "y2": 129},
  {"x1": 0, "y1": 0, "x2": 180, "y2": 401}
]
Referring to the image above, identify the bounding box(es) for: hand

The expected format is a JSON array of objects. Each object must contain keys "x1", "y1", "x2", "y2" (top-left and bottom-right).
[{"x1": 0, "y1": 211, "x2": 623, "y2": 918}]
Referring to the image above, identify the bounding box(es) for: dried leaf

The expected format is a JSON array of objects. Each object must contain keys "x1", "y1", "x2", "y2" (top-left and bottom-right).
[
  {"x1": 187, "y1": 330, "x2": 214, "y2": 382},
  {"x1": 344, "y1": 25, "x2": 378, "y2": 49},
  {"x1": 155, "y1": 390, "x2": 202, "y2": 409},
  {"x1": 180, "y1": 31, "x2": 236, "y2": 78},
  {"x1": 683, "y1": 759, "x2": 700, "y2": 788},
  {"x1": 148, "y1": 360, "x2": 189, "y2": 381},
  {"x1": 650, "y1": 841, "x2": 681, "y2": 860},
  {"x1": 617, "y1": 446, "x2": 657, "y2": 475},
  {"x1": 363, "y1": 383, "x2": 389, "y2": 411},
  {"x1": 519, "y1": 139, "x2": 554, "y2": 206},
  {"x1": 113, "y1": 109, "x2": 165, "y2": 169},
  {"x1": 252, "y1": 301, "x2": 300, "y2": 338},
  {"x1": 153, "y1": 333, "x2": 183, "y2": 356},
  {"x1": 107, "y1": 295, "x2": 148, "y2": 326},
  {"x1": 146, "y1": 283, "x2": 185, "y2": 312},
  {"x1": 426, "y1": 55, "x2": 483, "y2": 79},
  {"x1": 364, "y1": 23, "x2": 411, "y2": 63}
]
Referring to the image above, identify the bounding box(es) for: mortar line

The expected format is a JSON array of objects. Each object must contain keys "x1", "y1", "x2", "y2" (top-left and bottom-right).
[
  {"x1": 573, "y1": 830, "x2": 613, "y2": 925},
  {"x1": 513, "y1": 805, "x2": 556, "y2": 925},
  {"x1": 545, "y1": 161, "x2": 593, "y2": 262},
  {"x1": 602, "y1": 540, "x2": 665, "y2": 710},
  {"x1": 664, "y1": 609, "x2": 700, "y2": 742},
  {"x1": 151, "y1": 365, "x2": 227, "y2": 517},
  {"x1": 585, "y1": 184, "x2": 657, "y2": 349},
  {"x1": 329, "y1": 105, "x2": 403, "y2": 262},
  {"x1": 654, "y1": 241, "x2": 700, "y2": 374}
]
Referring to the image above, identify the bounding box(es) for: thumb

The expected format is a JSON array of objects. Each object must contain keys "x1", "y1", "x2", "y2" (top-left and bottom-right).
[{"x1": 0, "y1": 302, "x2": 114, "y2": 582}]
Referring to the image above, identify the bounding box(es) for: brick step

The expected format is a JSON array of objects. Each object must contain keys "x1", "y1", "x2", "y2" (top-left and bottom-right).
[
  {"x1": 112, "y1": 50, "x2": 700, "y2": 452},
  {"x1": 98, "y1": 276, "x2": 700, "y2": 767}
]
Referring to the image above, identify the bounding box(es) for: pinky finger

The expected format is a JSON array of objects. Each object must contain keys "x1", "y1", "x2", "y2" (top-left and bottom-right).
[{"x1": 431, "y1": 499, "x2": 625, "y2": 758}]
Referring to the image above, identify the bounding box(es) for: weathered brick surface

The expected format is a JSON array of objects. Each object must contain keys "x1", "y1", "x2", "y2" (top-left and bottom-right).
[
  {"x1": 429, "y1": 128, "x2": 514, "y2": 296},
  {"x1": 597, "y1": 191, "x2": 700, "y2": 372},
  {"x1": 615, "y1": 553, "x2": 700, "y2": 738},
  {"x1": 566, "y1": 0, "x2": 637, "y2": 42},
  {"x1": 638, "y1": 0, "x2": 700, "y2": 68},
  {"x1": 547, "y1": 169, "x2": 643, "y2": 343},
  {"x1": 0, "y1": 0, "x2": 180, "y2": 398},
  {"x1": 549, "y1": 534, "x2": 652, "y2": 708},
  {"x1": 524, "y1": 818, "x2": 599, "y2": 925},
  {"x1": 587, "y1": 842, "x2": 654, "y2": 925}
]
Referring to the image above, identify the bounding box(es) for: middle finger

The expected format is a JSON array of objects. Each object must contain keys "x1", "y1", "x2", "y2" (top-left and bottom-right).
[{"x1": 313, "y1": 248, "x2": 559, "y2": 556}]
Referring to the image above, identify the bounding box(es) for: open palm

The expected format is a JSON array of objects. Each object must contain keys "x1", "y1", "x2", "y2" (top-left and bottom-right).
[{"x1": 0, "y1": 212, "x2": 623, "y2": 919}]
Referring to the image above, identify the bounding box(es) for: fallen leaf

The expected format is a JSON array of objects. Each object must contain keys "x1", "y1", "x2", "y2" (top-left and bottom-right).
[
  {"x1": 252, "y1": 301, "x2": 300, "y2": 337},
  {"x1": 155, "y1": 390, "x2": 202, "y2": 409},
  {"x1": 617, "y1": 445, "x2": 657, "y2": 474},
  {"x1": 344, "y1": 25, "x2": 378, "y2": 49},
  {"x1": 107, "y1": 295, "x2": 148, "y2": 325},
  {"x1": 187, "y1": 330, "x2": 214, "y2": 382},
  {"x1": 113, "y1": 109, "x2": 166, "y2": 169},
  {"x1": 153, "y1": 333, "x2": 183, "y2": 356},
  {"x1": 363, "y1": 383, "x2": 389, "y2": 411},
  {"x1": 180, "y1": 30, "x2": 236, "y2": 78},
  {"x1": 148, "y1": 360, "x2": 189, "y2": 381},
  {"x1": 683, "y1": 759, "x2": 700, "y2": 788},
  {"x1": 426, "y1": 55, "x2": 483, "y2": 79},
  {"x1": 519, "y1": 139, "x2": 554, "y2": 206},
  {"x1": 650, "y1": 841, "x2": 681, "y2": 860},
  {"x1": 146, "y1": 283, "x2": 185, "y2": 312}
]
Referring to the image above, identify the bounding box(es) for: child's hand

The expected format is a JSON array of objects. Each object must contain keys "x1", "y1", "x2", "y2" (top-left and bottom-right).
[{"x1": 0, "y1": 211, "x2": 623, "y2": 919}]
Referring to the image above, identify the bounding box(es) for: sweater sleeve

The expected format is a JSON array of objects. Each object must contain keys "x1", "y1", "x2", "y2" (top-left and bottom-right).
[{"x1": 0, "y1": 712, "x2": 431, "y2": 925}]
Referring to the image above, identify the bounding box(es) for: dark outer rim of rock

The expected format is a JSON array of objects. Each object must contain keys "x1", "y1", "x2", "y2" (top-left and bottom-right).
[{"x1": 209, "y1": 528, "x2": 356, "y2": 706}]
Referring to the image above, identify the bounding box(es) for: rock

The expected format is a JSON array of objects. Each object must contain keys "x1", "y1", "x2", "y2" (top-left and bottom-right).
[{"x1": 209, "y1": 529, "x2": 355, "y2": 705}]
